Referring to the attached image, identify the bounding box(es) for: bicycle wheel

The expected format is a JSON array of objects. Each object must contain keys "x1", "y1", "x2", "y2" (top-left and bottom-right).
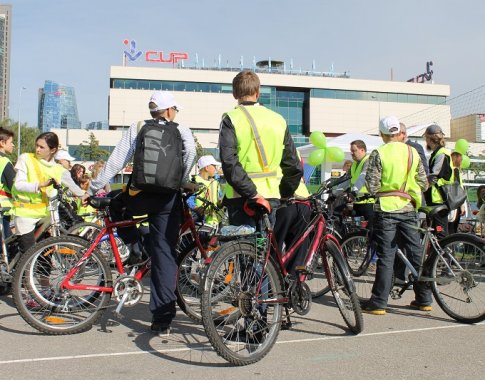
[
  {"x1": 340, "y1": 230, "x2": 374, "y2": 302},
  {"x1": 306, "y1": 252, "x2": 330, "y2": 298},
  {"x1": 430, "y1": 233, "x2": 485, "y2": 323},
  {"x1": 324, "y1": 239, "x2": 364, "y2": 334},
  {"x1": 68, "y1": 222, "x2": 129, "y2": 264},
  {"x1": 12, "y1": 235, "x2": 112, "y2": 335},
  {"x1": 201, "y1": 240, "x2": 283, "y2": 366}
]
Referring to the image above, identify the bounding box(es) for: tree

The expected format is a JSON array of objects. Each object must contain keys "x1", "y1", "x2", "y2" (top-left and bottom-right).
[
  {"x1": 75, "y1": 132, "x2": 110, "y2": 161},
  {"x1": 0, "y1": 118, "x2": 38, "y2": 163}
]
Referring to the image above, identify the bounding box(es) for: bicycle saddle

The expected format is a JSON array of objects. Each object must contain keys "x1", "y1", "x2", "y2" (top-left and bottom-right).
[
  {"x1": 418, "y1": 204, "x2": 448, "y2": 218},
  {"x1": 89, "y1": 197, "x2": 112, "y2": 209}
]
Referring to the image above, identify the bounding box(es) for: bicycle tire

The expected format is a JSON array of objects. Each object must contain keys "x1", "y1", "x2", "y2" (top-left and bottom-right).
[
  {"x1": 12, "y1": 235, "x2": 112, "y2": 335},
  {"x1": 340, "y1": 230, "x2": 374, "y2": 302},
  {"x1": 68, "y1": 222, "x2": 129, "y2": 264},
  {"x1": 201, "y1": 239, "x2": 283, "y2": 366},
  {"x1": 324, "y1": 239, "x2": 364, "y2": 334},
  {"x1": 306, "y1": 252, "x2": 330, "y2": 298},
  {"x1": 430, "y1": 233, "x2": 485, "y2": 323}
]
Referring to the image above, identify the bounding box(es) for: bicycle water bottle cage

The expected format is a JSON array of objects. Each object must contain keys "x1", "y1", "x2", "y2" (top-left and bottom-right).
[{"x1": 243, "y1": 198, "x2": 272, "y2": 217}]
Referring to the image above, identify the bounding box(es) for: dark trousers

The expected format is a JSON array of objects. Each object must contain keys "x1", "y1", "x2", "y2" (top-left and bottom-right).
[
  {"x1": 353, "y1": 202, "x2": 374, "y2": 231},
  {"x1": 370, "y1": 211, "x2": 432, "y2": 308},
  {"x1": 111, "y1": 190, "x2": 182, "y2": 324},
  {"x1": 429, "y1": 203, "x2": 449, "y2": 240},
  {"x1": 274, "y1": 202, "x2": 312, "y2": 274}
]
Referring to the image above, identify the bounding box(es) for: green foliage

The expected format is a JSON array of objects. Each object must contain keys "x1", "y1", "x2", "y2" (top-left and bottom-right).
[
  {"x1": 0, "y1": 118, "x2": 38, "y2": 163},
  {"x1": 74, "y1": 132, "x2": 110, "y2": 161},
  {"x1": 193, "y1": 133, "x2": 205, "y2": 158}
]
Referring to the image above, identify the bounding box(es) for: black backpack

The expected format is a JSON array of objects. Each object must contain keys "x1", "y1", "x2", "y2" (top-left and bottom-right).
[{"x1": 131, "y1": 119, "x2": 184, "y2": 194}]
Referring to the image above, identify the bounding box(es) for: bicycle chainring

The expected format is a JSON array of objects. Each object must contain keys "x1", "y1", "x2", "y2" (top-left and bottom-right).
[
  {"x1": 289, "y1": 281, "x2": 312, "y2": 315},
  {"x1": 113, "y1": 275, "x2": 144, "y2": 307}
]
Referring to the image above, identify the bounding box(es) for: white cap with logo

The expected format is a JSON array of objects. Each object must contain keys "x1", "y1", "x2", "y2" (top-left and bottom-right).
[
  {"x1": 197, "y1": 155, "x2": 220, "y2": 169},
  {"x1": 149, "y1": 91, "x2": 181, "y2": 112},
  {"x1": 379, "y1": 116, "x2": 401, "y2": 135},
  {"x1": 55, "y1": 149, "x2": 75, "y2": 161}
]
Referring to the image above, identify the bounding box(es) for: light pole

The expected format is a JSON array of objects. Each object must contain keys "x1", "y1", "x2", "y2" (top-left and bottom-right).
[{"x1": 17, "y1": 86, "x2": 26, "y2": 157}]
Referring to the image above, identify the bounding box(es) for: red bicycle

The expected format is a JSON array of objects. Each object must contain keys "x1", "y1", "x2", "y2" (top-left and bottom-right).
[{"x1": 11, "y1": 187, "x2": 222, "y2": 334}]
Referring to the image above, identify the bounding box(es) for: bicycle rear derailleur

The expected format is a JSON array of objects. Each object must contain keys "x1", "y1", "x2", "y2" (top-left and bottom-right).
[{"x1": 288, "y1": 281, "x2": 312, "y2": 315}]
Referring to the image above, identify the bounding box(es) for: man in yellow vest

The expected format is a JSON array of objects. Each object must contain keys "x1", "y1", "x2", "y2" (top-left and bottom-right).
[
  {"x1": 0, "y1": 127, "x2": 15, "y2": 239},
  {"x1": 423, "y1": 124, "x2": 452, "y2": 239},
  {"x1": 349, "y1": 140, "x2": 375, "y2": 227},
  {"x1": 219, "y1": 71, "x2": 302, "y2": 227},
  {"x1": 362, "y1": 116, "x2": 431, "y2": 315}
]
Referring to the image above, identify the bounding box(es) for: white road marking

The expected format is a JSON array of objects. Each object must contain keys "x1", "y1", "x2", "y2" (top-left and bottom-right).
[{"x1": 0, "y1": 322, "x2": 483, "y2": 365}]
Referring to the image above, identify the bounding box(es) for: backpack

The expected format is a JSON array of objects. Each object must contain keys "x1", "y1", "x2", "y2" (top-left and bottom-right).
[{"x1": 131, "y1": 119, "x2": 184, "y2": 194}]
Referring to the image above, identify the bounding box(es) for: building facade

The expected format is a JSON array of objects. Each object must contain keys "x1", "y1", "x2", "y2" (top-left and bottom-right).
[
  {"x1": 451, "y1": 114, "x2": 485, "y2": 143},
  {"x1": 86, "y1": 120, "x2": 109, "y2": 130},
  {"x1": 38, "y1": 80, "x2": 81, "y2": 132},
  {"x1": 107, "y1": 65, "x2": 451, "y2": 156},
  {"x1": 0, "y1": 4, "x2": 11, "y2": 121}
]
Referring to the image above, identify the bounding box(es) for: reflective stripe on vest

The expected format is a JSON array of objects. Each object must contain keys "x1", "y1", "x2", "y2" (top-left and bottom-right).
[
  {"x1": 0, "y1": 156, "x2": 13, "y2": 208},
  {"x1": 430, "y1": 147, "x2": 452, "y2": 204},
  {"x1": 223, "y1": 105, "x2": 286, "y2": 199},
  {"x1": 376, "y1": 143, "x2": 422, "y2": 211},
  {"x1": 12, "y1": 153, "x2": 65, "y2": 218},
  {"x1": 350, "y1": 155, "x2": 374, "y2": 204}
]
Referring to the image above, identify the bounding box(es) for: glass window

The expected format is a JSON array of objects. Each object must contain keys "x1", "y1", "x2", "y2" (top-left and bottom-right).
[
  {"x1": 221, "y1": 84, "x2": 233, "y2": 93},
  {"x1": 388, "y1": 93, "x2": 398, "y2": 102},
  {"x1": 398, "y1": 94, "x2": 408, "y2": 103},
  {"x1": 198, "y1": 83, "x2": 210, "y2": 92},
  {"x1": 137, "y1": 80, "x2": 149, "y2": 90},
  {"x1": 125, "y1": 80, "x2": 137, "y2": 89},
  {"x1": 377, "y1": 92, "x2": 387, "y2": 102},
  {"x1": 113, "y1": 79, "x2": 124, "y2": 89},
  {"x1": 161, "y1": 82, "x2": 174, "y2": 91},
  {"x1": 210, "y1": 84, "x2": 222, "y2": 92},
  {"x1": 173, "y1": 82, "x2": 186, "y2": 91},
  {"x1": 408, "y1": 94, "x2": 417, "y2": 103},
  {"x1": 336, "y1": 90, "x2": 347, "y2": 99},
  {"x1": 150, "y1": 81, "x2": 162, "y2": 90},
  {"x1": 417, "y1": 95, "x2": 428, "y2": 104}
]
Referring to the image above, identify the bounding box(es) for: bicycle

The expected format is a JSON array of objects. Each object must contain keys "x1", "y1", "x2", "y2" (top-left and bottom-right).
[
  {"x1": 200, "y1": 185, "x2": 363, "y2": 366},
  {"x1": 11, "y1": 186, "x2": 221, "y2": 334},
  {"x1": 341, "y1": 204, "x2": 485, "y2": 323}
]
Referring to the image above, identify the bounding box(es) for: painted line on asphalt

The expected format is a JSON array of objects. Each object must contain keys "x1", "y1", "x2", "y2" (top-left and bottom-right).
[{"x1": 0, "y1": 322, "x2": 483, "y2": 365}]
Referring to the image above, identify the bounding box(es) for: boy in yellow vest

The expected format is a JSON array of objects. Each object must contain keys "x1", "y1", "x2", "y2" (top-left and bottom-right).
[
  {"x1": 0, "y1": 127, "x2": 15, "y2": 238},
  {"x1": 362, "y1": 116, "x2": 431, "y2": 315},
  {"x1": 194, "y1": 155, "x2": 221, "y2": 226}
]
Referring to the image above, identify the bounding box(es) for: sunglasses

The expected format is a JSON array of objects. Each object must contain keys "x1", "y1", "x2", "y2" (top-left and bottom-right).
[{"x1": 171, "y1": 106, "x2": 179, "y2": 113}]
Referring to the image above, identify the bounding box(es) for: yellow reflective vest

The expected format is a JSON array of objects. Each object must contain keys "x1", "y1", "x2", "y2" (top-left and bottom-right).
[
  {"x1": 429, "y1": 147, "x2": 453, "y2": 204},
  {"x1": 12, "y1": 153, "x2": 65, "y2": 218},
  {"x1": 0, "y1": 156, "x2": 13, "y2": 209},
  {"x1": 223, "y1": 105, "x2": 287, "y2": 199},
  {"x1": 195, "y1": 175, "x2": 220, "y2": 225},
  {"x1": 376, "y1": 143, "x2": 422, "y2": 211},
  {"x1": 350, "y1": 154, "x2": 374, "y2": 204}
]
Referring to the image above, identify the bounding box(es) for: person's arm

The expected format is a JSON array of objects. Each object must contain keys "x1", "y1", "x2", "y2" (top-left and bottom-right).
[
  {"x1": 365, "y1": 150, "x2": 382, "y2": 195},
  {"x1": 351, "y1": 159, "x2": 369, "y2": 194},
  {"x1": 14, "y1": 154, "x2": 39, "y2": 193},
  {"x1": 88, "y1": 123, "x2": 137, "y2": 195},
  {"x1": 279, "y1": 127, "x2": 303, "y2": 198},
  {"x1": 1, "y1": 161, "x2": 16, "y2": 191},
  {"x1": 415, "y1": 158, "x2": 429, "y2": 192},
  {"x1": 219, "y1": 116, "x2": 258, "y2": 198},
  {"x1": 177, "y1": 125, "x2": 196, "y2": 183},
  {"x1": 428, "y1": 152, "x2": 452, "y2": 184}
]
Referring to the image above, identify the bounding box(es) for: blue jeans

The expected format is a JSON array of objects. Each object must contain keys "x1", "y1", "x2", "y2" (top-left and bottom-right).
[{"x1": 370, "y1": 211, "x2": 432, "y2": 308}]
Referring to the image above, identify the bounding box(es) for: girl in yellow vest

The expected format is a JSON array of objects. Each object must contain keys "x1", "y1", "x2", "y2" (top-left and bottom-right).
[
  {"x1": 194, "y1": 155, "x2": 222, "y2": 226},
  {"x1": 0, "y1": 127, "x2": 16, "y2": 239},
  {"x1": 12, "y1": 132, "x2": 87, "y2": 253}
]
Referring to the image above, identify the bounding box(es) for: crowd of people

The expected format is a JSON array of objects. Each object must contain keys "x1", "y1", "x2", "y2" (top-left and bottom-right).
[{"x1": 0, "y1": 69, "x2": 471, "y2": 335}]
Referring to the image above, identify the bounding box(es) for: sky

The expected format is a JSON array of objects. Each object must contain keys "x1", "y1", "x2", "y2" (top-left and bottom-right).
[{"x1": 6, "y1": 0, "x2": 485, "y2": 128}]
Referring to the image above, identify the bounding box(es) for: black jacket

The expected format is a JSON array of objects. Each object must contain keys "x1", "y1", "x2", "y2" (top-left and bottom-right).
[{"x1": 219, "y1": 103, "x2": 303, "y2": 203}]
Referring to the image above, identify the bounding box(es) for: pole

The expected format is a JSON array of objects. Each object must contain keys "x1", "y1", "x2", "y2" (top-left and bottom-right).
[{"x1": 17, "y1": 87, "x2": 26, "y2": 158}]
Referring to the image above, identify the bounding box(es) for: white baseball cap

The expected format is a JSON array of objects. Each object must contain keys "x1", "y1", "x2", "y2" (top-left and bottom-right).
[
  {"x1": 55, "y1": 149, "x2": 75, "y2": 161},
  {"x1": 197, "y1": 155, "x2": 220, "y2": 169},
  {"x1": 149, "y1": 91, "x2": 181, "y2": 112},
  {"x1": 379, "y1": 116, "x2": 401, "y2": 135}
]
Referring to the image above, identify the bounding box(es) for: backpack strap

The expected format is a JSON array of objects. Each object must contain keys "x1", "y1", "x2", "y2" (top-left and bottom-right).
[{"x1": 238, "y1": 105, "x2": 276, "y2": 178}]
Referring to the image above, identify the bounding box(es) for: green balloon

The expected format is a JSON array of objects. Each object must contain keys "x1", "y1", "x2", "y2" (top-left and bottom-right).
[
  {"x1": 461, "y1": 154, "x2": 471, "y2": 169},
  {"x1": 309, "y1": 131, "x2": 327, "y2": 149},
  {"x1": 326, "y1": 146, "x2": 345, "y2": 163},
  {"x1": 455, "y1": 139, "x2": 469, "y2": 155},
  {"x1": 308, "y1": 149, "x2": 326, "y2": 166}
]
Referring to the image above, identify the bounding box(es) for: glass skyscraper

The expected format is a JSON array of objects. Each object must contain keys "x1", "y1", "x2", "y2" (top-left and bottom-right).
[
  {"x1": 38, "y1": 80, "x2": 81, "y2": 132},
  {"x1": 0, "y1": 5, "x2": 11, "y2": 121}
]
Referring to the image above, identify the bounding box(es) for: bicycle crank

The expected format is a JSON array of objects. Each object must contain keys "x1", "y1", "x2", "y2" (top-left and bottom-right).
[
  {"x1": 113, "y1": 275, "x2": 144, "y2": 316},
  {"x1": 289, "y1": 281, "x2": 312, "y2": 315}
]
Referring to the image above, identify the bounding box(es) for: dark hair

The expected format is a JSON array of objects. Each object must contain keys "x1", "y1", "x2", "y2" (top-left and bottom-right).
[
  {"x1": 36, "y1": 132, "x2": 59, "y2": 150},
  {"x1": 70, "y1": 164, "x2": 86, "y2": 186},
  {"x1": 0, "y1": 127, "x2": 14, "y2": 142},
  {"x1": 350, "y1": 140, "x2": 367, "y2": 152}
]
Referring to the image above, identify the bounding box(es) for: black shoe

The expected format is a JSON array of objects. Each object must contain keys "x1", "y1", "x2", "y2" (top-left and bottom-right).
[{"x1": 151, "y1": 321, "x2": 170, "y2": 336}]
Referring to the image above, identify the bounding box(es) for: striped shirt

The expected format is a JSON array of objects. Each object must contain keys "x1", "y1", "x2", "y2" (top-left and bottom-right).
[{"x1": 88, "y1": 119, "x2": 196, "y2": 196}]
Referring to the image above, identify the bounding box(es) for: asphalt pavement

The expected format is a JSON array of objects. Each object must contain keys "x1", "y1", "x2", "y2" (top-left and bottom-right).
[{"x1": 0, "y1": 283, "x2": 484, "y2": 380}]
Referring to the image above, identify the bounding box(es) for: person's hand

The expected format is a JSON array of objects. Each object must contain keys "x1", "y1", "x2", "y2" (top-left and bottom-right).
[
  {"x1": 81, "y1": 193, "x2": 90, "y2": 206},
  {"x1": 39, "y1": 178, "x2": 55, "y2": 188},
  {"x1": 252, "y1": 193, "x2": 264, "y2": 199}
]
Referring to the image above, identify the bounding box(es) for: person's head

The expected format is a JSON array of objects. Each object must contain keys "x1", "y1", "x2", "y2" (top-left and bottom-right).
[
  {"x1": 342, "y1": 160, "x2": 353, "y2": 172},
  {"x1": 0, "y1": 127, "x2": 14, "y2": 154},
  {"x1": 54, "y1": 149, "x2": 75, "y2": 169},
  {"x1": 78, "y1": 174, "x2": 90, "y2": 191},
  {"x1": 91, "y1": 160, "x2": 106, "y2": 179},
  {"x1": 35, "y1": 132, "x2": 59, "y2": 161},
  {"x1": 148, "y1": 91, "x2": 180, "y2": 121},
  {"x1": 350, "y1": 140, "x2": 367, "y2": 162},
  {"x1": 399, "y1": 122, "x2": 408, "y2": 142},
  {"x1": 232, "y1": 71, "x2": 260, "y2": 102},
  {"x1": 423, "y1": 124, "x2": 445, "y2": 151},
  {"x1": 451, "y1": 151, "x2": 463, "y2": 168},
  {"x1": 71, "y1": 164, "x2": 86, "y2": 182},
  {"x1": 197, "y1": 155, "x2": 220, "y2": 179},
  {"x1": 379, "y1": 116, "x2": 401, "y2": 143}
]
